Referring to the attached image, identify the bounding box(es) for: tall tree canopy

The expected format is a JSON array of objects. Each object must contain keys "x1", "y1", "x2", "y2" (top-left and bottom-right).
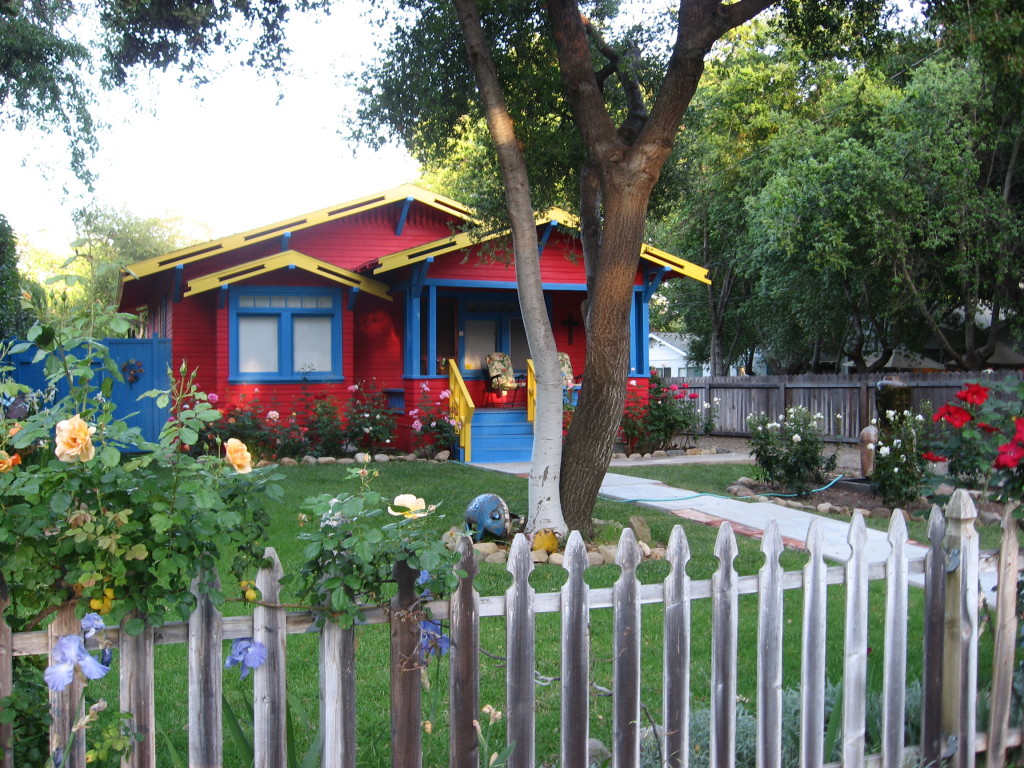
[{"x1": 652, "y1": 15, "x2": 1021, "y2": 374}]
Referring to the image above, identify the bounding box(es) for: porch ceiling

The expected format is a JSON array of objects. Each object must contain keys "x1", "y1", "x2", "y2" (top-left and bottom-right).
[
  {"x1": 373, "y1": 208, "x2": 710, "y2": 284},
  {"x1": 123, "y1": 184, "x2": 475, "y2": 282},
  {"x1": 182, "y1": 250, "x2": 392, "y2": 300}
]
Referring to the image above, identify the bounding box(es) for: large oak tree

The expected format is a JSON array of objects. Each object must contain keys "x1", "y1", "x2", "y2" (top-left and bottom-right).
[{"x1": 359, "y1": 0, "x2": 895, "y2": 534}]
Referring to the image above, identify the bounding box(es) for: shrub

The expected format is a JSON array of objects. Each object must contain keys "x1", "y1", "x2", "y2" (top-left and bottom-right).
[
  {"x1": 408, "y1": 382, "x2": 459, "y2": 455},
  {"x1": 746, "y1": 406, "x2": 838, "y2": 496},
  {"x1": 872, "y1": 409, "x2": 930, "y2": 507},
  {"x1": 340, "y1": 380, "x2": 396, "y2": 454},
  {"x1": 619, "y1": 374, "x2": 717, "y2": 454},
  {"x1": 308, "y1": 397, "x2": 346, "y2": 457}
]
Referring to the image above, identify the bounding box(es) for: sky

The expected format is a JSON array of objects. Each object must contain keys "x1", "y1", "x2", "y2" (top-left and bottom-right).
[{"x1": 0, "y1": 5, "x2": 421, "y2": 255}]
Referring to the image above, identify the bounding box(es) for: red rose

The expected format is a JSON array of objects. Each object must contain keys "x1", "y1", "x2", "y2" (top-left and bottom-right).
[
  {"x1": 921, "y1": 451, "x2": 948, "y2": 463},
  {"x1": 682, "y1": 383, "x2": 689, "y2": 389},
  {"x1": 689, "y1": 392, "x2": 699, "y2": 399},
  {"x1": 994, "y1": 441, "x2": 1024, "y2": 470},
  {"x1": 674, "y1": 394, "x2": 685, "y2": 400},
  {"x1": 978, "y1": 422, "x2": 1001, "y2": 433},
  {"x1": 1015, "y1": 417, "x2": 1024, "y2": 442},
  {"x1": 934, "y1": 403, "x2": 972, "y2": 429},
  {"x1": 955, "y1": 383, "x2": 990, "y2": 406}
]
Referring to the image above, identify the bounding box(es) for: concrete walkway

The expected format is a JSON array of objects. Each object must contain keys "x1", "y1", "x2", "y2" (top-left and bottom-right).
[{"x1": 474, "y1": 454, "x2": 926, "y2": 568}]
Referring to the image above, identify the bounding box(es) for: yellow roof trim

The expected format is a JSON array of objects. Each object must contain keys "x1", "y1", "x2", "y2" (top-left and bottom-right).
[
  {"x1": 640, "y1": 245, "x2": 711, "y2": 284},
  {"x1": 375, "y1": 209, "x2": 710, "y2": 284},
  {"x1": 124, "y1": 184, "x2": 475, "y2": 281},
  {"x1": 183, "y1": 251, "x2": 393, "y2": 301}
]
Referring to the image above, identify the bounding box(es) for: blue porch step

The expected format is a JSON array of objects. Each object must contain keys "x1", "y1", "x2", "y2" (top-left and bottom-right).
[{"x1": 465, "y1": 408, "x2": 534, "y2": 463}]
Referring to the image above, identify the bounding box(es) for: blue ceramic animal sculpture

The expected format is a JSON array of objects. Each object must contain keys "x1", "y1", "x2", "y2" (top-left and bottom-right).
[{"x1": 464, "y1": 493, "x2": 511, "y2": 541}]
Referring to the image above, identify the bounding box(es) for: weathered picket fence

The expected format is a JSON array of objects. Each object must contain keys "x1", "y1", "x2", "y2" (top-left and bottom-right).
[
  {"x1": 669, "y1": 371, "x2": 1024, "y2": 442},
  {"x1": 4, "y1": 489, "x2": 1022, "y2": 768}
]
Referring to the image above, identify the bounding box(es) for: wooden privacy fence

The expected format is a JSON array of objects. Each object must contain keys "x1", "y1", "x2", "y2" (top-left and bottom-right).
[
  {"x1": 4, "y1": 489, "x2": 1022, "y2": 768},
  {"x1": 667, "y1": 371, "x2": 1024, "y2": 442}
]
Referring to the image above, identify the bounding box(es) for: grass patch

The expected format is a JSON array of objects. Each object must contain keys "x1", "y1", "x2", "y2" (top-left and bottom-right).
[
  {"x1": 608, "y1": 462, "x2": 756, "y2": 496},
  {"x1": 83, "y1": 462, "x2": 982, "y2": 766}
]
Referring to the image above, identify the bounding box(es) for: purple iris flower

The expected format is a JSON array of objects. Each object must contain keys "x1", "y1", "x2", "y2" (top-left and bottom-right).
[
  {"x1": 225, "y1": 638, "x2": 268, "y2": 679},
  {"x1": 80, "y1": 613, "x2": 105, "y2": 639},
  {"x1": 419, "y1": 618, "x2": 450, "y2": 662},
  {"x1": 44, "y1": 635, "x2": 110, "y2": 691}
]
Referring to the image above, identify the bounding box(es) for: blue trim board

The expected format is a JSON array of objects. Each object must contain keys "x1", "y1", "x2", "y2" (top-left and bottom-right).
[
  {"x1": 395, "y1": 196, "x2": 414, "y2": 236},
  {"x1": 537, "y1": 220, "x2": 558, "y2": 256},
  {"x1": 425, "y1": 278, "x2": 587, "y2": 291},
  {"x1": 228, "y1": 285, "x2": 343, "y2": 383}
]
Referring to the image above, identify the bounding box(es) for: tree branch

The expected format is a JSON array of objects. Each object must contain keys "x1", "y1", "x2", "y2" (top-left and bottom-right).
[{"x1": 581, "y1": 16, "x2": 648, "y2": 145}]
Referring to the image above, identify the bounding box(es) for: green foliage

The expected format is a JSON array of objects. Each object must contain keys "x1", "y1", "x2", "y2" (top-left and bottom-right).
[
  {"x1": 340, "y1": 381, "x2": 396, "y2": 454},
  {"x1": 0, "y1": 0, "x2": 96, "y2": 181},
  {"x1": 409, "y1": 382, "x2": 458, "y2": 455},
  {"x1": 308, "y1": 397, "x2": 346, "y2": 457},
  {"x1": 746, "y1": 406, "x2": 838, "y2": 495},
  {"x1": 71, "y1": 207, "x2": 189, "y2": 311},
  {"x1": 619, "y1": 374, "x2": 716, "y2": 454},
  {"x1": 0, "y1": 290, "x2": 279, "y2": 630},
  {"x1": 289, "y1": 466, "x2": 461, "y2": 629},
  {"x1": 871, "y1": 409, "x2": 929, "y2": 507},
  {"x1": 0, "y1": 657, "x2": 51, "y2": 764},
  {"x1": 0, "y1": 214, "x2": 30, "y2": 341}
]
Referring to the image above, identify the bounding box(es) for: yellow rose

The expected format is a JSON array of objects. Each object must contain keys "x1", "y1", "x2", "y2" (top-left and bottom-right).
[
  {"x1": 0, "y1": 451, "x2": 21, "y2": 473},
  {"x1": 224, "y1": 438, "x2": 252, "y2": 474},
  {"x1": 387, "y1": 493, "x2": 428, "y2": 518},
  {"x1": 54, "y1": 415, "x2": 96, "y2": 463}
]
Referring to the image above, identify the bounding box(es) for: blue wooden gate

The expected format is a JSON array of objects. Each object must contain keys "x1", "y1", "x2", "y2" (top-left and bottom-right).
[{"x1": 7, "y1": 338, "x2": 172, "y2": 445}]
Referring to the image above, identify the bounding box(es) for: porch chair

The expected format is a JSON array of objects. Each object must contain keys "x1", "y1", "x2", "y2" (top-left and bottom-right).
[
  {"x1": 558, "y1": 352, "x2": 583, "y2": 405},
  {"x1": 484, "y1": 352, "x2": 525, "y2": 407}
]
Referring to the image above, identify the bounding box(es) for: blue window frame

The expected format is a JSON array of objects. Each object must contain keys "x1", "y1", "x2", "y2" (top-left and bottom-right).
[{"x1": 229, "y1": 287, "x2": 342, "y2": 382}]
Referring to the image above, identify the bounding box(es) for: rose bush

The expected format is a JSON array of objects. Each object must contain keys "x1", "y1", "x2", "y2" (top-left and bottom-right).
[
  {"x1": 930, "y1": 374, "x2": 1024, "y2": 504},
  {"x1": 0, "y1": 293, "x2": 281, "y2": 633},
  {"x1": 288, "y1": 463, "x2": 461, "y2": 629}
]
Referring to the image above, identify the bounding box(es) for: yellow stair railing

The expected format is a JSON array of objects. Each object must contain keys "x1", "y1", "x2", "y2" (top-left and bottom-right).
[
  {"x1": 526, "y1": 358, "x2": 536, "y2": 423},
  {"x1": 448, "y1": 360, "x2": 475, "y2": 463}
]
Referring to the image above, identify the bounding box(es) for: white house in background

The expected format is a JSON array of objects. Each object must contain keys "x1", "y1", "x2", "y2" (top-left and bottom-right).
[
  {"x1": 649, "y1": 332, "x2": 769, "y2": 377},
  {"x1": 648, "y1": 333, "x2": 709, "y2": 378}
]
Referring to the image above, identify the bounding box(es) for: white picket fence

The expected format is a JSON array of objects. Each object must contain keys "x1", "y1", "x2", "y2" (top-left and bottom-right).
[{"x1": 5, "y1": 489, "x2": 1022, "y2": 768}]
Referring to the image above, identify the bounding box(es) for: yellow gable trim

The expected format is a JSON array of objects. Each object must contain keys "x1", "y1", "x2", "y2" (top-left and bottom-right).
[
  {"x1": 124, "y1": 184, "x2": 475, "y2": 281},
  {"x1": 375, "y1": 208, "x2": 710, "y2": 284},
  {"x1": 183, "y1": 251, "x2": 392, "y2": 301}
]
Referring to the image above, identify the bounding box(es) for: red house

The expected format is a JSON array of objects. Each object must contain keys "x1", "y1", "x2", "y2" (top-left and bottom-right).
[{"x1": 119, "y1": 185, "x2": 708, "y2": 462}]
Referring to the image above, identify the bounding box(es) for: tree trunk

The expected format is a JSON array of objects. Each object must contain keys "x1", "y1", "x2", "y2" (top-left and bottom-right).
[
  {"x1": 452, "y1": 0, "x2": 567, "y2": 536},
  {"x1": 561, "y1": 187, "x2": 651, "y2": 536}
]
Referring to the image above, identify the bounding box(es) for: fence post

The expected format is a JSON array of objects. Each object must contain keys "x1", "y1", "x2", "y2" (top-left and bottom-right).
[
  {"x1": 188, "y1": 569, "x2": 222, "y2": 768},
  {"x1": 941, "y1": 490, "x2": 979, "y2": 768},
  {"x1": 449, "y1": 536, "x2": 480, "y2": 768},
  {"x1": 120, "y1": 611, "x2": 156, "y2": 768},
  {"x1": 920, "y1": 507, "x2": 946, "y2": 766},
  {"x1": 48, "y1": 601, "x2": 85, "y2": 767},
  {"x1": 390, "y1": 558, "x2": 421, "y2": 768},
  {"x1": 254, "y1": 548, "x2": 287, "y2": 768},
  {"x1": 0, "y1": 572, "x2": 12, "y2": 768},
  {"x1": 985, "y1": 504, "x2": 1019, "y2": 768},
  {"x1": 320, "y1": 621, "x2": 356, "y2": 768}
]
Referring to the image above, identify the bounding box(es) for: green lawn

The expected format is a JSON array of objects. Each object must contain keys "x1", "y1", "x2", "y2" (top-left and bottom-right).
[{"x1": 87, "y1": 461, "x2": 959, "y2": 766}]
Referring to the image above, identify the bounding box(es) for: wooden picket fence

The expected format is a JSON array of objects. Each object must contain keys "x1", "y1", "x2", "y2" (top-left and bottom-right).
[
  {"x1": 668, "y1": 371, "x2": 1024, "y2": 442},
  {"x1": 3, "y1": 489, "x2": 1022, "y2": 768}
]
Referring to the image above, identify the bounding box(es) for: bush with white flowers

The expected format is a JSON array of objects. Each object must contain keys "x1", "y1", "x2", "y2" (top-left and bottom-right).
[
  {"x1": 746, "y1": 406, "x2": 838, "y2": 496},
  {"x1": 871, "y1": 409, "x2": 930, "y2": 506}
]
